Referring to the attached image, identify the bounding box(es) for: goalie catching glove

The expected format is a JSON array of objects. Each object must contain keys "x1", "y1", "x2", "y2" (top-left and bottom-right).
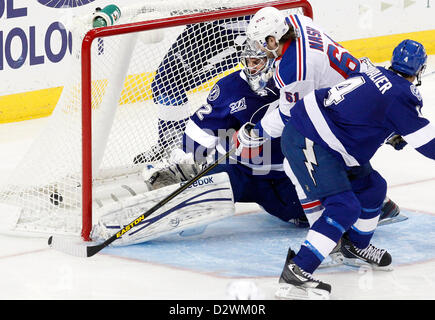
[
  {"x1": 142, "y1": 149, "x2": 206, "y2": 190},
  {"x1": 233, "y1": 122, "x2": 268, "y2": 159},
  {"x1": 144, "y1": 163, "x2": 202, "y2": 190}
]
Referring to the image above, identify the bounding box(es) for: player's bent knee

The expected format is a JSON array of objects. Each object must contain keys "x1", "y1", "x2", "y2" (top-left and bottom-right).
[
  {"x1": 351, "y1": 169, "x2": 387, "y2": 209},
  {"x1": 369, "y1": 170, "x2": 387, "y2": 200},
  {"x1": 321, "y1": 191, "x2": 361, "y2": 231}
]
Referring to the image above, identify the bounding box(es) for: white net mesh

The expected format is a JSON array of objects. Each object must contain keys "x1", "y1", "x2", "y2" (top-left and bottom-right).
[{"x1": 0, "y1": 1, "x2": 310, "y2": 237}]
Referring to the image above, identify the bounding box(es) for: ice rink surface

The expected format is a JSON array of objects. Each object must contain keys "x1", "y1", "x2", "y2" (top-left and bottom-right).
[{"x1": 0, "y1": 57, "x2": 434, "y2": 304}]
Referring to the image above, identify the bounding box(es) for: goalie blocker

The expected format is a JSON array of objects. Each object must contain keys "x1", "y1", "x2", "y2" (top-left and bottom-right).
[{"x1": 91, "y1": 172, "x2": 234, "y2": 246}]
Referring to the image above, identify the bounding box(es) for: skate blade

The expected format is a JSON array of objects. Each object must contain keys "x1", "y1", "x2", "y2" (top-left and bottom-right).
[
  {"x1": 318, "y1": 252, "x2": 345, "y2": 269},
  {"x1": 378, "y1": 213, "x2": 408, "y2": 226},
  {"x1": 275, "y1": 284, "x2": 330, "y2": 300},
  {"x1": 342, "y1": 257, "x2": 394, "y2": 271}
]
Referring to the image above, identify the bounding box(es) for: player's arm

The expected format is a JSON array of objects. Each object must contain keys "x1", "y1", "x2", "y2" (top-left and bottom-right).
[
  {"x1": 183, "y1": 95, "x2": 238, "y2": 163},
  {"x1": 254, "y1": 80, "x2": 315, "y2": 138},
  {"x1": 401, "y1": 123, "x2": 435, "y2": 159},
  {"x1": 235, "y1": 80, "x2": 314, "y2": 158},
  {"x1": 141, "y1": 102, "x2": 233, "y2": 189},
  {"x1": 183, "y1": 115, "x2": 219, "y2": 163},
  {"x1": 144, "y1": 82, "x2": 238, "y2": 186},
  {"x1": 388, "y1": 94, "x2": 435, "y2": 160}
]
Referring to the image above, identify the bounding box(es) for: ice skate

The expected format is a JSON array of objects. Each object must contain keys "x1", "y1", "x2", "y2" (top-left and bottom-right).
[
  {"x1": 378, "y1": 198, "x2": 408, "y2": 226},
  {"x1": 340, "y1": 236, "x2": 393, "y2": 271},
  {"x1": 275, "y1": 249, "x2": 331, "y2": 300}
]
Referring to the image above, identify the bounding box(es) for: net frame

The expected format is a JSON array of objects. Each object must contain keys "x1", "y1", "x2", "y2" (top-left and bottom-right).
[{"x1": 0, "y1": 0, "x2": 312, "y2": 240}]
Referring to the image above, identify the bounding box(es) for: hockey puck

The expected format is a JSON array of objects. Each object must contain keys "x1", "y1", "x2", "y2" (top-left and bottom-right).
[{"x1": 226, "y1": 280, "x2": 263, "y2": 300}]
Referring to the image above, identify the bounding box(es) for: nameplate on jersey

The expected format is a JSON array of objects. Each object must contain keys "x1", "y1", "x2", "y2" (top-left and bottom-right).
[{"x1": 229, "y1": 97, "x2": 247, "y2": 114}]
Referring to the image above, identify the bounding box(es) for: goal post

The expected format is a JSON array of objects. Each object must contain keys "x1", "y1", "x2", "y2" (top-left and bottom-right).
[{"x1": 0, "y1": 0, "x2": 313, "y2": 241}]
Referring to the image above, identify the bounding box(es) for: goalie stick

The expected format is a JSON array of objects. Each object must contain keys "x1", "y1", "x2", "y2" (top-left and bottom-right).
[{"x1": 48, "y1": 148, "x2": 235, "y2": 257}]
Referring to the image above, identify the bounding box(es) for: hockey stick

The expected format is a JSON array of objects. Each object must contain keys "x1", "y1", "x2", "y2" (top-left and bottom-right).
[{"x1": 48, "y1": 147, "x2": 235, "y2": 257}]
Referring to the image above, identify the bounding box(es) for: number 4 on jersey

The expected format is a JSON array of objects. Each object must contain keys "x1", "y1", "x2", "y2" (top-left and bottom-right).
[{"x1": 324, "y1": 77, "x2": 365, "y2": 107}]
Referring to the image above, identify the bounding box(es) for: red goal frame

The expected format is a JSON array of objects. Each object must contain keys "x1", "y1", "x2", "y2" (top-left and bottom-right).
[{"x1": 80, "y1": 0, "x2": 313, "y2": 240}]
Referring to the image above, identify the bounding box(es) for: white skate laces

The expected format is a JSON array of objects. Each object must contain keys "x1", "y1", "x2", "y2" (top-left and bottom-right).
[
  {"x1": 340, "y1": 237, "x2": 393, "y2": 271},
  {"x1": 353, "y1": 244, "x2": 386, "y2": 265}
]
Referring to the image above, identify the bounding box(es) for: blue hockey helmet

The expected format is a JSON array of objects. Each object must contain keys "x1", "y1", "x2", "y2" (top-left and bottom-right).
[{"x1": 391, "y1": 39, "x2": 427, "y2": 84}]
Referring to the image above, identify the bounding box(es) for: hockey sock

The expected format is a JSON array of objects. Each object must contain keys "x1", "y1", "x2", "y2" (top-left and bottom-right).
[
  {"x1": 293, "y1": 215, "x2": 344, "y2": 273},
  {"x1": 293, "y1": 192, "x2": 360, "y2": 273},
  {"x1": 346, "y1": 206, "x2": 381, "y2": 249},
  {"x1": 300, "y1": 198, "x2": 324, "y2": 227},
  {"x1": 348, "y1": 169, "x2": 386, "y2": 248}
]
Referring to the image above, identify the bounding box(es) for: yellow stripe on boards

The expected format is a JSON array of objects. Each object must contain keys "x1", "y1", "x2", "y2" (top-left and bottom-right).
[
  {"x1": 341, "y1": 29, "x2": 435, "y2": 63},
  {"x1": 1, "y1": 29, "x2": 433, "y2": 124},
  {"x1": 0, "y1": 87, "x2": 63, "y2": 123}
]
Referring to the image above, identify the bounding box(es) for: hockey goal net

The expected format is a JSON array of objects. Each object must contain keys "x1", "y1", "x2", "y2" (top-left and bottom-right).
[{"x1": 0, "y1": 0, "x2": 313, "y2": 240}]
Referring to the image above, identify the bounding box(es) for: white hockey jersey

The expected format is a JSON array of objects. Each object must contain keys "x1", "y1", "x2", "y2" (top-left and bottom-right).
[{"x1": 255, "y1": 14, "x2": 364, "y2": 138}]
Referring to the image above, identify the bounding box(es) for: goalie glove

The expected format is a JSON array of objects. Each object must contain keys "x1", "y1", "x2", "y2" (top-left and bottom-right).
[
  {"x1": 142, "y1": 149, "x2": 205, "y2": 190},
  {"x1": 143, "y1": 162, "x2": 203, "y2": 190},
  {"x1": 232, "y1": 122, "x2": 268, "y2": 159},
  {"x1": 359, "y1": 56, "x2": 375, "y2": 71},
  {"x1": 386, "y1": 134, "x2": 407, "y2": 150},
  {"x1": 168, "y1": 148, "x2": 195, "y2": 164}
]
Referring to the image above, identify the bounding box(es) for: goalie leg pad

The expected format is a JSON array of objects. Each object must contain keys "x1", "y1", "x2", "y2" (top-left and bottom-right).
[{"x1": 91, "y1": 172, "x2": 234, "y2": 246}]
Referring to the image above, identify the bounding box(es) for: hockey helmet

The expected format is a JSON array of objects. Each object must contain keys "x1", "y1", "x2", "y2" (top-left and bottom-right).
[
  {"x1": 391, "y1": 39, "x2": 427, "y2": 84},
  {"x1": 246, "y1": 6, "x2": 289, "y2": 57}
]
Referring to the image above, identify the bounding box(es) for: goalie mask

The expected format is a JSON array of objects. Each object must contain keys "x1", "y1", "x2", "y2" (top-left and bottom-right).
[{"x1": 241, "y1": 39, "x2": 274, "y2": 93}]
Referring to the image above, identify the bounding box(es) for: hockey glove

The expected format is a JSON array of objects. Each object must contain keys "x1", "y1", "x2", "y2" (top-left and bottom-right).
[
  {"x1": 143, "y1": 162, "x2": 203, "y2": 190},
  {"x1": 233, "y1": 122, "x2": 267, "y2": 159},
  {"x1": 359, "y1": 56, "x2": 375, "y2": 70},
  {"x1": 386, "y1": 134, "x2": 407, "y2": 150}
]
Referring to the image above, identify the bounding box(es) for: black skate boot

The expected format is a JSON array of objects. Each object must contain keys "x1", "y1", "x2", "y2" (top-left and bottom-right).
[
  {"x1": 378, "y1": 197, "x2": 407, "y2": 225},
  {"x1": 340, "y1": 236, "x2": 393, "y2": 271},
  {"x1": 380, "y1": 198, "x2": 400, "y2": 220},
  {"x1": 275, "y1": 249, "x2": 331, "y2": 300}
]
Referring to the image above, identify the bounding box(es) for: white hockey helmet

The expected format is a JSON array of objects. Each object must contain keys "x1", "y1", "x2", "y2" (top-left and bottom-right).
[{"x1": 246, "y1": 7, "x2": 289, "y2": 57}]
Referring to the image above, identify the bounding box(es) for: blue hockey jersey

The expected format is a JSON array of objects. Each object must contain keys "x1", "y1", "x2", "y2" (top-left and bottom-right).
[
  {"x1": 182, "y1": 70, "x2": 287, "y2": 178},
  {"x1": 288, "y1": 66, "x2": 435, "y2": 166}
]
